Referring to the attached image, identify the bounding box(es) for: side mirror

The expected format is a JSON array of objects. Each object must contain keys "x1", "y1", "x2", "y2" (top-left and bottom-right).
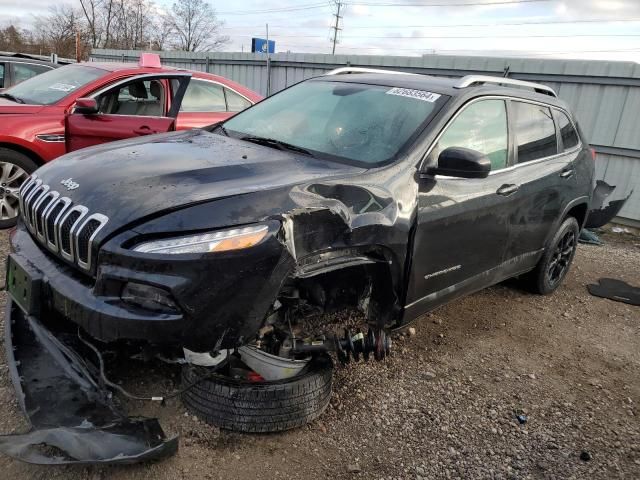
[
  {"x1": 74, "y1": 98, "x2": 99, "y2": 115},
  {"x1": 426, "y1": 147, "x2": 491, "y2": 179}
]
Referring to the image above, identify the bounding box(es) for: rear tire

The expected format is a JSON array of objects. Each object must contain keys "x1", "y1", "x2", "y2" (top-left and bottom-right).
[
  {"x1": 523, "y1": 216, "x2": 580, "y2": 295},
  {"x1": 181, "y1": 354, "x2": 333, "y2": 433},
  {"x1": 0, "y1": 148, "x2": 37, "y2": 229}
]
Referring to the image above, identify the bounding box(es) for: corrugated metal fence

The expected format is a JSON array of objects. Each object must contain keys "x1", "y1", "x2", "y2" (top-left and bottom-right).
[{"x1": 90, "y1": 49, "x2": 640, "y2": 225}]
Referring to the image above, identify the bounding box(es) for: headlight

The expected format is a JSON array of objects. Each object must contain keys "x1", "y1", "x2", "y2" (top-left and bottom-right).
[{"x1": 132, "y1": 225, "x2": 269, "y2": 254}]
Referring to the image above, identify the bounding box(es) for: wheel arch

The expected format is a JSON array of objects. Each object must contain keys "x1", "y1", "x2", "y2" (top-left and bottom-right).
[
  {"x1": 0, "y1": 142, "x2": 45, "y2": 168},
  {"x1": 543, "y1": 196, "x2": 590, "y2": 247},
  {"x1": 282, "y1": 246, "x2": 402, "y2": 330}
]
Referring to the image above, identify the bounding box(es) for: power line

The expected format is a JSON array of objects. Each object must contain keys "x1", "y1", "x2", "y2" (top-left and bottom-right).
[
  {"x1": 217, "y1": 2, "x2": 331, "y2": 15},
  {"x1": 230, "y1": 33, "x2": 640, "y2": 39},
  {"x1": 347, "y1": 0, "x2": 550, "y2": 6},
  {"x1": 218, "y1": 17, "x2": 640, "y2": 30}
]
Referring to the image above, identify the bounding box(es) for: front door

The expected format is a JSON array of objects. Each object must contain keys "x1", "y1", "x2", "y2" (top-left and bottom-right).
[
  {"x1": 405, "y1": 98, "x2": 516, "y2": 320},
  {"x1": 65, "y1": 73, "x2": 190, "y2": 152}
]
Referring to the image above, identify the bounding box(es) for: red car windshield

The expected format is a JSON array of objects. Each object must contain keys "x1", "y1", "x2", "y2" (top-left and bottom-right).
[{"x1": 4, "y1": 65, "x2": 104, "y2": 105}]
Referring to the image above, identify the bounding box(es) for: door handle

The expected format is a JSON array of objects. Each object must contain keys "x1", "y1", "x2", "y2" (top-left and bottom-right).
[
  {"x1": 133, "y1": 126, "x2": 155, "y2": 135},
  {"x1": 560, "y1": 168, "x2": 574, "y2": 178},
  {"x1": 497, "y1": 184, "x2": 519, "y2": 196}
]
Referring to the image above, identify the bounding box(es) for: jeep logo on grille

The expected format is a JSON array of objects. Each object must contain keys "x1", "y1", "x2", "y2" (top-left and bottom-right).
[{"x1": 60, "y1": 178, "x2": 79, "y2": 191}]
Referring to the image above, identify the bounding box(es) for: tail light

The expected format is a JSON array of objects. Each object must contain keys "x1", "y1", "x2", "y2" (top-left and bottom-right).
[{"x1": 590, "y1": 147, "x2": 597, "y2": 161}]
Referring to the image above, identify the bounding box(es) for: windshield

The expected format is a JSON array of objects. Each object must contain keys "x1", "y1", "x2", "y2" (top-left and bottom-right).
[
  {"x1": 4, "y1": 65, "x2": 105, "y2": 105},
  {"x1": 223, "y1": 80, "x2": 447, "y2": 167}
]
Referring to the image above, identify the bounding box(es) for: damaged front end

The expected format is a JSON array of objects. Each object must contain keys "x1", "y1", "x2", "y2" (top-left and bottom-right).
[{"x1": 0, "y1": 299, "x2": 177, "y2": 465}]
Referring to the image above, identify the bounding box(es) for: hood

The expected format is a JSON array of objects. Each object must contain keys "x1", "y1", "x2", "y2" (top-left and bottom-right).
[
  {"x1": 34, "y1": 129, "x2": 364, "y2": 238},
  {"x1": 0, "y1": 98, "x2": 45, "y2": 114}
]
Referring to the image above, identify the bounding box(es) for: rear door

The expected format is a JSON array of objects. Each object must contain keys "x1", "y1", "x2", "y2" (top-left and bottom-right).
[
  {"x1": 65, "y1": 73, "x2": 190, "y2": 152},
  {"x1": 175, "y1": 79, "x2": 253, "y2": 130},
  {"x1": 502, "y1": 100, "x2": 579, "y2": 267}
]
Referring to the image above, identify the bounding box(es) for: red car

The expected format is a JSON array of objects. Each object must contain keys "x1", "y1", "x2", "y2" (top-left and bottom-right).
[{"x1": 0, "y1": 54, "x2": 262, "y2": 226}]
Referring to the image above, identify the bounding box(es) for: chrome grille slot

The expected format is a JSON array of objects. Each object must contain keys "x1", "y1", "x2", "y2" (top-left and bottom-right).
[
  {"x1": 23, "y1": 179, "x2": 44, "y2": 229},
  {"x1": 18, "y1": 175, "x2": 37, "y2": 214},
  {"x1": 75, "y1": 214, "x2": 109, "y2": 269},
  {"x1": 19, "y1": 177, "x2": 108, "y2": 272},
  {"x1": 34, "y1": 191, "x2": 59, "y2": 240},
  {"x1": 45, "y1": 197, "x2": 71, "y2": 250}
]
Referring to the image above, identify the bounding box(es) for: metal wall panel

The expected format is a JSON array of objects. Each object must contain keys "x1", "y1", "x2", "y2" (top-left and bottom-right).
[{"x1": 90, "y1": 49, "x2": 640, "y2": 222}]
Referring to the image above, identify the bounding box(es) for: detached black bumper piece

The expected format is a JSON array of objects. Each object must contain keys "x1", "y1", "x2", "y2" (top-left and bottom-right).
[{"x1": 0, "y1": 299, "x2": 178, "y2": 465}]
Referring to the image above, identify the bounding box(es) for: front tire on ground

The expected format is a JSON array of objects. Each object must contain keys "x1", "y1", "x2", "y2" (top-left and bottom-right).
[
  {"x1": 181, "y1": 354, "x2": 333, "y2": 433},
  {"x1": 524, "y1": 216, "x2": 580, "y2": 295},
  {"x1": 0, "y1": 148, "x2": 37, "y2": 229}
]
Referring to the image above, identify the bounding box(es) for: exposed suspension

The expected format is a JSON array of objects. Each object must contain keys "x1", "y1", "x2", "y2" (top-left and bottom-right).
[
  {"x1": 333, "y1": 328, "x2": 391, "y2": 364},
  {"x1": 288, "y1": 328, "x2": 391, "y2": 364}
]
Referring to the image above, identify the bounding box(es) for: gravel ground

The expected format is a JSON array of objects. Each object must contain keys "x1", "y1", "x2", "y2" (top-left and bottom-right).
[{"x1": 0, "y1": 227, "x2": 638, "y2": 479}]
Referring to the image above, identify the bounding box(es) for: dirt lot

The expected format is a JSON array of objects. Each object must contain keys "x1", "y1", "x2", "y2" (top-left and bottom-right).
[{"x1": 0, "y1": 228, "x2": 637, "y2": 480}]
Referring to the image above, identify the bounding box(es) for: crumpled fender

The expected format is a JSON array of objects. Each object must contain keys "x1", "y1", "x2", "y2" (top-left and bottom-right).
[{"x1": 0, "y1": 300, "x2": 177, "y2": 465}]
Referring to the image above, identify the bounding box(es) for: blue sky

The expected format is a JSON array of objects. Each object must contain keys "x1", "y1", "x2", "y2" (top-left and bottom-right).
[{"x1": 2, "y1": 0, "x2": 639, "y2": 61}]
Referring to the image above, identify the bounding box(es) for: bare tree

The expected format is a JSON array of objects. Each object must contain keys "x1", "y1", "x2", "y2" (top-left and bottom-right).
[
  {"x1": 79, "y1": 0, "x2": 102, "y2": 48},
  {"x1": 168, "y1": 0, "x2": 228, "y2": 52},
  {"x1": 33, "y1": 5, "x2": 84, "y2": 58}
]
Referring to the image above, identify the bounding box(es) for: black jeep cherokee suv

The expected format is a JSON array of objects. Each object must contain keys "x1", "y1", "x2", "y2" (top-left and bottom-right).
[{"x1": 3, "y1": 69, "x2": 593, "y2": 463}]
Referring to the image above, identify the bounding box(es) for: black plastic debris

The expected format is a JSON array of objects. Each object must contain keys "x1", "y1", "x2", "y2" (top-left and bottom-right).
[
  {"x1": 587, "y1": 278, "x2": 640, "y2": 307},
  {"x1": 585, "y1": 181, "x2": 633, "y2": 229},
  {"x1": 0, "y1": 300, "x2": 178, "y2": 465},
  {"x1": 580, "y1": 450, "x2": 592, "y2": 462}
]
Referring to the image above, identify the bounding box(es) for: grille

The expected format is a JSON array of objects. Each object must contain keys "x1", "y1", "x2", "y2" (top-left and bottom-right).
[
  {"x1": 76, "y1": 218, "x2": 101, "y2": 264},
  {"x1": 19, "y1": 174, "x2": 108, "y2": 272},
  {"x1": 60, "y1": 210, "x2": 82, "y2": 255}
]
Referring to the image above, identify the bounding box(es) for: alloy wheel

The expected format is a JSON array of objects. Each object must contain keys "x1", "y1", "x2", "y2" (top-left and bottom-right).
[
  {"x1": 547, "y1": 229, "x2": 576, "y2": 286},
  {"x1": 0, "y1": 161, "x2": 29, "y2": 221}
]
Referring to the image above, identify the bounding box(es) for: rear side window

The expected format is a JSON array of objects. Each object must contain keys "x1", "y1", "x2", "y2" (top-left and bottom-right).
[
  {"x1": 225, "y1": 88, "x2": 252, "y2": 112},
  {"x1": 437, "y1": 99, "x2": 508, "y2": 170},
  {"x1": 0, "y1": 63, "x2": 4, "y2": 88},
  {"x1": 180, "y1": 80, "x2": 226, "y2": 112},
  {"x1": 512, "y1": 101, "x2": 557, "y2": 163},
  {"x1": 556, "y1": 110, "x2": 579, "y2": 151}
]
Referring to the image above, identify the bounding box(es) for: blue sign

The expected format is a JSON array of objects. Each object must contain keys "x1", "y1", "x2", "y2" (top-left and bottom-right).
[{"x1": 252, "y1": 38, "x2": 275, "y2": 54}]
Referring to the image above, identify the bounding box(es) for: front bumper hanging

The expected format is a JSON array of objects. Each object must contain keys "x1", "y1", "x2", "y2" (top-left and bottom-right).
[{"x1": 0, "y1": 299, "x2": 178, "y2": 465}]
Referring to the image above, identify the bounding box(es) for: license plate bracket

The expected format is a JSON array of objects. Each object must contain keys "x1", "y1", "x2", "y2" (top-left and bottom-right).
[{"x1": 6, "y1": 254, "x2": 42, "y2": 316}]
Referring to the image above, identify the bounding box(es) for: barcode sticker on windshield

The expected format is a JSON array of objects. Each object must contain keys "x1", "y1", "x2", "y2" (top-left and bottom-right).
[
  {"x1": 49, "y1": 83, "x2": 77, "y2": 92},
  {"x1": 386, "y1": 88, "x2": 440, "y2": 103}
]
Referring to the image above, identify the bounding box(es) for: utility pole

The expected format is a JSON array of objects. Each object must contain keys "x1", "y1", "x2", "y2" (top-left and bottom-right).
[
  {"x1": 266, "y1": 23, "x2": 271, "y2": 96},
  {"x1": 331, "y1": 1, "x2": 343, "y2": 55}
]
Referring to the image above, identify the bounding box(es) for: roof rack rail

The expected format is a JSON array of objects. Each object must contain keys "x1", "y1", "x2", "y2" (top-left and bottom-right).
[
  {"x1": 454, "y1": 75, "x2": 557, "y2": 97},
  {"x1": 326, "y1": 67, "x2": 417, "y2": 76}
]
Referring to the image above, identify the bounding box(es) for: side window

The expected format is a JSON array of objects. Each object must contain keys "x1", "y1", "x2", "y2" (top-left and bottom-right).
[
  {"x1": 180, "y1": 80, "x2": 226, "y2": 112},
  {"x1": 512, "y1": 101, "x2": 557, "y2": 163},
  {"x1": 96, "y1": 80, "x2": 165, "y2": 117},
  {"x1": 0, "y1": 63, "x2": 4, "y2": 88},
  {"x1": 437, "y1": 99, "x2": 508, "y2": 171},
  {"x1": 13, "y1": 63, "x2": 50, "y2": 84},
  {"x1": 225, "y1": 88, "x2": 252, "y2": 112},
  {"x1": 556, "y1": 110, "x2": 579, "y2": 151}
]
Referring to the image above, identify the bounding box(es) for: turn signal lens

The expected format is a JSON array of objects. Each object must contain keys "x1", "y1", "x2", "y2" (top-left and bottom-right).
[
  {"x1": 133, "y1": 225, "x2": 269, "y2": 254},
  {"x1": 210, "y1": 229, "x2": 269, "y2": 252}
]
